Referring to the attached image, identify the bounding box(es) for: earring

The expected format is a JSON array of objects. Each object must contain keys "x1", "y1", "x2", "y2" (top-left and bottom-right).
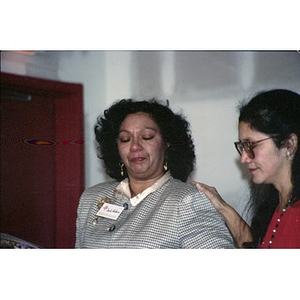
[
  {"x1": 164, "y1": 161, "x2": 168, "y2": 171},
  {"x1": 286, "y1": 151, "x2": 291, "y2": 158},
  {"x1": 120, "y1": 162, "x2": 125, "y2": 177}
]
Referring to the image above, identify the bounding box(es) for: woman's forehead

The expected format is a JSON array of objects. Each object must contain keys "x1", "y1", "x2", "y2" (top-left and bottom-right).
[{"x1": 120, "y1": 112, "x2": 159, "y2": 131}]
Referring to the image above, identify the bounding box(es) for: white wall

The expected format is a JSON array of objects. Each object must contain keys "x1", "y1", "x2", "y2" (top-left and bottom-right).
[{"x1": 2, "y1": 50, "x2": 300, "y2": 221}]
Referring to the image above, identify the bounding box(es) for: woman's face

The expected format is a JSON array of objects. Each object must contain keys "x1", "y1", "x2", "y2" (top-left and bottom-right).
[
  {"x1": 238, "y1": 121, "x2": 291, "y2": 188},
  {"x1": 118, "y1": 112, "x2": 166, "y2": 181}
]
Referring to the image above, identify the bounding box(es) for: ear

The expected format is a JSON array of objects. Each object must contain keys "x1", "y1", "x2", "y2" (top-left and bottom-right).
[{"x1": 286, "y1": 133, "x2": 298, "y2": 155}]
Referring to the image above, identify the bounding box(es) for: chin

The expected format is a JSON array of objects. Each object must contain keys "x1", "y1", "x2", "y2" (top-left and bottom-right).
[
  {"x1": 251, "y1": 175, "x2": 263, "y2": 185},
  {"x1": 251, "y1": 176, "x2": 269, "y2": 185}
]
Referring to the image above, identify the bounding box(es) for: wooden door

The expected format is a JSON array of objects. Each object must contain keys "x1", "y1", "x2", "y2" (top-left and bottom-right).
[{"x1": 1, "y1": 73, "x2": 84, "y2": 248}]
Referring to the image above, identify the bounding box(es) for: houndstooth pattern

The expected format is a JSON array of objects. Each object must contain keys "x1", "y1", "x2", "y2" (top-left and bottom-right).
[{"x1": 75, "y1": 177, "x2": 235, "y2": 248}]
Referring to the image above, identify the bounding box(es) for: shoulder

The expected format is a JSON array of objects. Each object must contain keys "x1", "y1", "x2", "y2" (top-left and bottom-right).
[
  {"x1": 291, "y1": 200, "x2": 300, "y2": 209},
  {"x1": 82, "y1": 181, "x2": 118, "y2": 195},
  {"x1": 166, "y1": 178, "x2": 209, "y2": 203},
  {"x1": 79, "y1": 181, "x2": 118, "y2": 206},
  {"x1": 167, "y1": 177, "x2": 203, "y2": 194}
]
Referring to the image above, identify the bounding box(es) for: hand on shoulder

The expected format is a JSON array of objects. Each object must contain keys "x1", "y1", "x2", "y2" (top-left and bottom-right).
[
  {"x1": 191, "y1": 181, "x2": 254, "y2": 248},
  {"x1": 190, "y1": 181, "x2": 228, "y2": 214}
]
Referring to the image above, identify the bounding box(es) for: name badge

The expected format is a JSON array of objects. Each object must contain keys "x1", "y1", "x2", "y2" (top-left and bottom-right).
[{"x1": 96, "y1": 203, "x2": 124, "y2": 220}]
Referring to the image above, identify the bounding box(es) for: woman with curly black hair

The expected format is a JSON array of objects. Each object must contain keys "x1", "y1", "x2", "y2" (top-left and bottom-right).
[
  {"x1": 94, "y1": 98, "x2": 195, "y2": 182},
  {"x1": 194, "y1": 89, "x2": 300, "y2": 248},
  {"x1": 76, "y1": 98, "x2": 234, "y2": 248}
]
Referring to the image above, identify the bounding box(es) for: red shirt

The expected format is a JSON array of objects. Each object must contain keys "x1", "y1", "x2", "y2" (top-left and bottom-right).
[{"x1": 260, "y1": 201, "x2": 300, "y2": 249}]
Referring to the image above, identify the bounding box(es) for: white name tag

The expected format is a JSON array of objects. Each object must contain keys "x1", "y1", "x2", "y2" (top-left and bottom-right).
[{"x1": 96, "y1": 203, "x2": 124, "y2": 220}]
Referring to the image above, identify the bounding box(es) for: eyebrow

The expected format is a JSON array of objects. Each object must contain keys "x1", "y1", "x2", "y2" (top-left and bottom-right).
[
  {"x1": 239, "y1": 139, "x2": 251, "y2": 142},
  {"x1": 119, "y1": 127, "x2": 157, "y2": 134}
]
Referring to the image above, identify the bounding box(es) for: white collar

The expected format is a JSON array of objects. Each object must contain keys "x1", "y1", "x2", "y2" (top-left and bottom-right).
[{"x1": 113, "y1": 172, "x2": 171, "y2": 206}]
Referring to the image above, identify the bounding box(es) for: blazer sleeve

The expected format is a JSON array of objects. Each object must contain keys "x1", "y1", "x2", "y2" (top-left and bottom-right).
[
  {"x1": 75, "y1": 191, "x2": 86, "y2": 248},
  {"x1": 75, "y1": 187, "x2": 97, "y2": 248},
  {"x1": 178, "y1": 185, "x2": 235, "y2": 248}
]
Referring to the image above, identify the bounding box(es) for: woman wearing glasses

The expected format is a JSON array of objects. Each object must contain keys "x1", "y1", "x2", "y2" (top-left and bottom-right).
[{"x1": 194, "y1": 89, "x2": 300, "y2": 248}]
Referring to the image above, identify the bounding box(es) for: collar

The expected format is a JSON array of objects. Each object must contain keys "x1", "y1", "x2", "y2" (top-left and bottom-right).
[{"x1": 113, "y1": 172, "x2": 171, "y2": 206}]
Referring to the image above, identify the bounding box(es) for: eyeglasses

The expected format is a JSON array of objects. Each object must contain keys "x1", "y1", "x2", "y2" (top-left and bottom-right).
[{"x1": 234, "y1": 136, "x2": 275, "y2": 159}]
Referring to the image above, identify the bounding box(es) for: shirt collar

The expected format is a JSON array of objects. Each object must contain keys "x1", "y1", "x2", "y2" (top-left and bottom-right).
[{"x1": 113, "y1": 172, "x2": 171, "y2": 206}]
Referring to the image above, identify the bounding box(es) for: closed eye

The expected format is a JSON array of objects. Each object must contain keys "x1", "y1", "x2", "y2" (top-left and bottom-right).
[
  {"x1": 119, "y1": 137, "x2": 130, "y2": 143},
  {"x1": 142, "y1": 136, "x2": 154, "y2": 140},
  {"x1": 118, "y1": 136, "x2": 154, "y2": 143}
]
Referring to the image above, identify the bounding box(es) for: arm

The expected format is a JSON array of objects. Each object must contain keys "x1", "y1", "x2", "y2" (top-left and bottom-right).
[
  {"x1": 192, "y1": 182, "x2": 254, "y2": 248},
  {"x1": 178, "y1": 185, "x2": 236, "y2": 249},
  {"x1": 75, "y1": 195, "x2": 84, "y2": 248}
]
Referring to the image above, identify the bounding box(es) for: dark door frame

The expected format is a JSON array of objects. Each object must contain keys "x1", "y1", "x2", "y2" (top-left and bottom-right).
[{"x1": 1, "y1": 72, "x2": 85, "y2": 248}]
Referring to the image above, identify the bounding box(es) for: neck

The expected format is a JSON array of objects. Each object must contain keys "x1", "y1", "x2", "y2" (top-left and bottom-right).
[
  {"x1": 276, "y1": 183, "x2": 293, "y2": 211},
  {"x1": 128, "y1": 171, "x2": 165, "y2": 197},
  {"x1": 274, "y1": 162, "x2": 294, "y2": 210},
  {"x1": 274, "y1": 172, "x2": 293, "y2": 210}
]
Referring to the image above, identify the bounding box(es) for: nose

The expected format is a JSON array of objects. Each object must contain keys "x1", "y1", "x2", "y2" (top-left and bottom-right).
[
  {"x1": 240, "y1": 150, "x2": 252, "y2": 164},
  {"x1": 130, "y1": 138, "x2": 143, "y2": 152}
]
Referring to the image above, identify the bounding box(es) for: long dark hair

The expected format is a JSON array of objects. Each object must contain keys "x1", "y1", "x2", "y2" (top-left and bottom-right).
[
  {"x1": 95, "y1": 98, "x2": 196, "y2": 182},
  {"x1": 239, "y1": 89, "x2": 300, "y2": 246}
]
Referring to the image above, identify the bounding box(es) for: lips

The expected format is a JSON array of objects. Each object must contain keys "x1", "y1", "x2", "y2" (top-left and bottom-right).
[{"x1": 130, "y1": 157, "x2": 145, "y2": 163}]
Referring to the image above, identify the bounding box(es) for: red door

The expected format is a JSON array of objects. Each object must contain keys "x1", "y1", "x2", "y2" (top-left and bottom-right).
[{"x1": 1, "y1": 73, "x2": 84, "y2": 248}]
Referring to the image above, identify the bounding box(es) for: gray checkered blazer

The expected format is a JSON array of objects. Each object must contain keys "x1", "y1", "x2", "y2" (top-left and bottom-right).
[{"x1": 75, "y1": 177, "x2": 235, "y2": 248}]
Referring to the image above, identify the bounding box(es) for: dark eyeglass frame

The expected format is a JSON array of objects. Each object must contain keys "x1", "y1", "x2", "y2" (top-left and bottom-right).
[{"x1": 234, "y1": 136, "x2": 275, "y2": 159}]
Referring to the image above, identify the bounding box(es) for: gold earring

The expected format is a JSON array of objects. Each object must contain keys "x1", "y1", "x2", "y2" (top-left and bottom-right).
[
  {"x1": 164, "y1": 161, "x2": 168, "y2": 171},
  {"x1": 120, "y1": 162, "x2": 125, "y2": 177}
]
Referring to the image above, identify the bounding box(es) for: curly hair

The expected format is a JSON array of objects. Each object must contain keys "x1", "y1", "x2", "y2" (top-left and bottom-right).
[
  {"x1": 239, "y1": 89, "x2": 300, "y2": 246},
  {"x1": 94, "y1": 98, "x2": 196, "y2": 182}
]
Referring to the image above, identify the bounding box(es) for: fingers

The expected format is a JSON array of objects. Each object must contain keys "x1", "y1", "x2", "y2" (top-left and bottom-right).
[
  {"x1": 191, "y1": 181, "x2": 226, "y2": 213},
  {"x1": 190, "y1": 181, "x2": 209, "y2": 189},
  {"x1": 191, "y1": 181, "x2": 204, "y2": 190},
  {"x1": 191, "y1": 181, "x2": 216, "y2": 194}
]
